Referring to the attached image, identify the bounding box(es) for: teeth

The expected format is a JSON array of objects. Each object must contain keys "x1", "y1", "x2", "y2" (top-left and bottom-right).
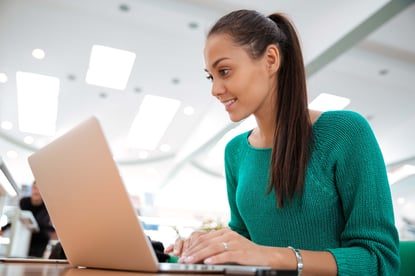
[{"x1": 224, "y1": 99, "x2": 236, "y2": 106}]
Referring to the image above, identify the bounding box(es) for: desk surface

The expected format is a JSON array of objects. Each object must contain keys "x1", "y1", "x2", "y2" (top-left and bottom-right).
[{"x1": 0, "y1": 262, "x2": 222, "y2": 276}]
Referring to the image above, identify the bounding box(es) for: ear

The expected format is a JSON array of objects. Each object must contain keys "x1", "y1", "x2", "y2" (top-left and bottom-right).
[{"x1": 264, "y1": 44, "x2": 280, "y2": 74}]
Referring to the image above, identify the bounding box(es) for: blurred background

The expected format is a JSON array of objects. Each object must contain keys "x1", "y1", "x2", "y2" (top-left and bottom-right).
[{"x1": 0, "y1": 0, "x2": 414, "y2": 250}]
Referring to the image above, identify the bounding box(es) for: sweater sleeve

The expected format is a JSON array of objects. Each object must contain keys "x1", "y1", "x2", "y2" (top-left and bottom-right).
[
  {"x1": 225, "y1": 133, "x2": 251, "y2": 239},
  {"x1": 325, "y1": 111, "x2": 400, "y2": 276}
]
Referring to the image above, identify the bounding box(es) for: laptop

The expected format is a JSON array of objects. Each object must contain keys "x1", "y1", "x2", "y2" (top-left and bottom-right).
[{"x1": 27, "y1": 116, "x2": 295, "y2": 275}]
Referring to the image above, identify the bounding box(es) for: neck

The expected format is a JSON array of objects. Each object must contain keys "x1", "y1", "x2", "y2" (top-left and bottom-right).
[{"x1": 249, "y1": 114, "x2": 275, "y2": 148}]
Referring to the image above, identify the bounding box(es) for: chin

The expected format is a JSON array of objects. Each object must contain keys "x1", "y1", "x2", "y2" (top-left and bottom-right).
[
  {"x1": 228, "y1": 115, "x2": 240, "y2": 122},
  {"x1": 228, "y1": 114, "x2": 247, "y2": 123},
  {"x1": 229, "y1": 113, "x2": 251, "y2": 123}
]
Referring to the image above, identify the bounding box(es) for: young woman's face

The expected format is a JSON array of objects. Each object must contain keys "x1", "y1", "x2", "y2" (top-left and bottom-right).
[{"x1": 204, "y1": 33, "x2": 276, "y2": 122}]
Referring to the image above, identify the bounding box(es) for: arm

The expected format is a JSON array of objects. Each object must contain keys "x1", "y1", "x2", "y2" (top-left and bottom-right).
[
  {"x1": 181, "y1": 134, "x2": 338, "y2": 274},
  {"x1": 180, "y1": 228, "x2": 338, "y2": 275},
  {"x1": 224, "y1": 137, "x2": 250, "y2": 239},
  {"x1": 327, "y1": 111, "x2": 399, "y2": 275}
]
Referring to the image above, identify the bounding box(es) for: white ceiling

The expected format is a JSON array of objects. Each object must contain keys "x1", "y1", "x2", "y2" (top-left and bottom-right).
[{"x1": 0, "y1": 0, "x2": 414, "y2": 224}]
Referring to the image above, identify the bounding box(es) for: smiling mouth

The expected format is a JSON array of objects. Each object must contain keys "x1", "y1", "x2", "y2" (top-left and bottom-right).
[{"x1": 222, "y1": 98, "x2": 236, "y2": 107}]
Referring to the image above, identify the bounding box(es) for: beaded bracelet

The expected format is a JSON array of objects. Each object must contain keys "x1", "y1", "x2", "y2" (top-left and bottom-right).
[{"x1": 288, "y1": 246, "x2": 303, "y2": 276}]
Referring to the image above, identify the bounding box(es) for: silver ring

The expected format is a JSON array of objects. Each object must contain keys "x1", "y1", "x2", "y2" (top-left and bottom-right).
[{"x1": 222, "y1": 242, "x2": 228, "y2": 251}]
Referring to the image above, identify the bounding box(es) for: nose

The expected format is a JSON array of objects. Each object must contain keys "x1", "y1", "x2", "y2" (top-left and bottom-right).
[{"x1": 211, "y1": 80, "x2": 225, "y2": 100}]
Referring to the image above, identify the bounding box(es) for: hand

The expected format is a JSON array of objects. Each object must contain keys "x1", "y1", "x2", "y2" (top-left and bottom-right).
[
  {"x1": 164, "y1": 230, "x2": 207, "y2": 257},
  {"x1": 179, "y1": 228, "x2": 270, "y2": 266}
]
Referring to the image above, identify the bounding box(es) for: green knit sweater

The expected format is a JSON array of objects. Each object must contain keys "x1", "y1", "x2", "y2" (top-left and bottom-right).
[{"x1": 224, "y1": 110, "x2": 400, "y2": 276}]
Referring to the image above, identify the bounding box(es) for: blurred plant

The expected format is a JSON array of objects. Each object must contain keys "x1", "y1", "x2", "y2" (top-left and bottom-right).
[{"x1": 199, "y1": 218, "x2": 226, "y2": 231}]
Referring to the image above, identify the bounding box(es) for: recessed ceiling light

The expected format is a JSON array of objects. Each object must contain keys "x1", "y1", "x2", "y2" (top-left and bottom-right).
[
  {"x1": 119, "y1": 4, "x2": 130, "y2": 12},
  {"x1": 67, "y1": 74, "x2": 77, "y2": 81},
  {"x1": 1, "y1": 121, "x2": 13, "y2": 130},
  {"x1": 24, "y1": 136, "x2": 35, "y2": 144},
  {"x1": 134, "y1": 87, "x2": 142, "y2": 93},
  {"x1": 183, "y1": 106, "x2": 195, "y2": 115},
  {"x1": 138, "y1": 151, "x2": 149, "y2": 159},
  {"x1": 378, "y1": 69, "x2": 389, "y2": 75},
  {"x1": 6, "y1": 150, "x2": 18, "y2": 159},
  {"x1": 32, "y1": 48, "x2": 45, "y2": 59},
  {"x1": 0, "y1": 73, "x2": 8, "y2": 83},
  {"x1": 188, "y1": 22, "x2": 199, "y2": 29}
]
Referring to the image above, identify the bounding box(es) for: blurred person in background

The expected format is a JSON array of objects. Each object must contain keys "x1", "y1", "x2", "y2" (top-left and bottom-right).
[{"x1": 18, "y1": 180, "x2": 56, "y2": 257}]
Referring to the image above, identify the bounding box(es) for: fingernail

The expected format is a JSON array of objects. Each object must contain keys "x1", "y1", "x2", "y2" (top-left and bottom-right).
[{"x1": 204, "y1": 258, "x2": 213, "y2": 264}]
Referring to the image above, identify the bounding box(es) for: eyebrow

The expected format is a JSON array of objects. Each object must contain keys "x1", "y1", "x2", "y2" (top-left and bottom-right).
[{"x1": 204, "y1": 57, "x2": 231, "y2": 72}]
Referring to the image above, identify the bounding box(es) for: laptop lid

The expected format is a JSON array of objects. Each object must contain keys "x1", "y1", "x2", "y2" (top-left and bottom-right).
[
  {"x1": 28, "y1": 116, "x2": 287, "y2": 275},
  {"x1": 28, "y1": 116, "x2": 159, "y2": 272}
]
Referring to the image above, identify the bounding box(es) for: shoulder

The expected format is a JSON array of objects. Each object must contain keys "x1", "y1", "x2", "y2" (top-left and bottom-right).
[
  {"x1": 224, "y1": 130, "x2": 251, "y2": 163},
  {"x1": 313, "y1": 110, "x2": 379, "y2": 154},
  {"x1": 225, "y1": 130, "x2": 250, "y2": 151},
  {"x1": 315, "y1": 110, "x2": 372, "y2": 137},
  {"x1": 313, "y1": 110, "x2": 382, "y2": 161},
  {"x1": 317, "y1": 109, "x2": 367, "y2": 125}
]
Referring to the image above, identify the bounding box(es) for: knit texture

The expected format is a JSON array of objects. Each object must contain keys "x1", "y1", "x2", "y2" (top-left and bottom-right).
[{"x1": 224, "y1": 110, "x2": 400, "y2": 276}]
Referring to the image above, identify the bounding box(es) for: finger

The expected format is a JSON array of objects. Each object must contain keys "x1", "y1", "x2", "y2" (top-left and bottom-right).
[
  {"x1": 170, "y1": 238, "x2": 184, "y2": 256},
  {"x1": 185, "y1": 229, "x2": 228, "y2": 255},
  {"x1": 164, "y1": 244, "x2": 174, "y2": 254},
  {"x1": 182, "y1": 229, "x2": 238, "y2": 264},
  {"x1": 204, "y1": 250, "x2": 234, "y2": 265},
  {"x1": 182, "y1": 236, "x2": 226, "y2": 264},
  {"x1": 182, "y1": 238, "x2": 191, "y2": 252},
  {"x1": 182, "y1": 230, "x2": 209, "y2": 252},
  {"x1": 188, "y1": 231, "x2": 207, "y2": 244},
  {"x1": 178, "y1": 229, "x2": 227, "y2": 262},
  {"x1": 204, "y1": 241, "x2": 234, "y2": 265}
]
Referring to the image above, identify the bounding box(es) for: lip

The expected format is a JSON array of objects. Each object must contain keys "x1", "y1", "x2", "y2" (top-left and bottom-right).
[{"x1": 221, "y1": 98, "x2": 236, "y2": 111}]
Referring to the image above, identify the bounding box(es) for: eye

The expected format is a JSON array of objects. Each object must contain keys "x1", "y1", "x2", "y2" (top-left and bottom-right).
[
  {"x1": 219, "y1": 68, "x2": 230, "y2": 76},
  {"x1": 205, "y1": 74, "x2": 213, "y2": 82}
]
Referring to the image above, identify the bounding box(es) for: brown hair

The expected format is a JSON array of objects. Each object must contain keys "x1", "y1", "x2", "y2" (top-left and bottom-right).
[{"x1": 208, "y1": 10, "x2": 314, "y2": 207}]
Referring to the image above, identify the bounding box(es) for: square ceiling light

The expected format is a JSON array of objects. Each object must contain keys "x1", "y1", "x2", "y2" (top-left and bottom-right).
[
  {"x1": 309, "y1": 93, "x2": 350, "y2": 111},
  {"x1": 85, "y1": 45, "x2": 136, "y2": 90},
  {"x1": 128, "y1": 95, "x2": 181, "y2": 150},
  {"x1": 16, "y1": 71, "x2": 60, "y2": 136}
]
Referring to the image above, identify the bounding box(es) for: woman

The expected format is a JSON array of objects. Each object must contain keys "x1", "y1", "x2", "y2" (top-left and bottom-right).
[{"x1": 165, "y1": 9, "x2": 400, "y2": 275}]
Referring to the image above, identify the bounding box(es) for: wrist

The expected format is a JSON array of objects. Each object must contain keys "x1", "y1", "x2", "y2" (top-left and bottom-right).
[
  {"x1": 263, "y1": 246, "x2": 298, "y2": 270},
  {"x1": 288, "y1": 246, "x2": 303, "y2": 276}
]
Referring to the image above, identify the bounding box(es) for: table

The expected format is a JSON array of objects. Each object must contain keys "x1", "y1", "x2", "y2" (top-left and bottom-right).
[{"x1": 0, "y1": 261, "x2": 223, "y2": 276}]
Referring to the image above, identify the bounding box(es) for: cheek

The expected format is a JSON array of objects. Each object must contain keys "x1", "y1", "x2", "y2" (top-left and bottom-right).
[{"x1": 242, "y1": 68, "x2": 270, "y2": 98}]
